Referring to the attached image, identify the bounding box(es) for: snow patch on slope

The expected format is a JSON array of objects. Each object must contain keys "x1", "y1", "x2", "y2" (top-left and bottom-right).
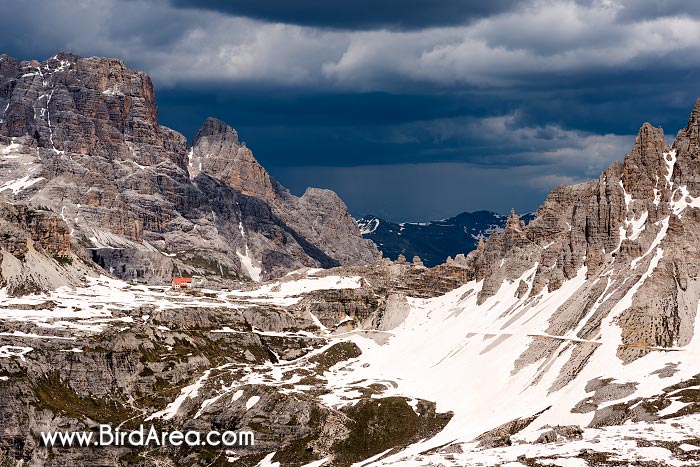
[
  {"x1": 236, "y1": 221, "x2": 262, "y2": 282},
  {"x1": 0, "y1": 176, "x2": 44, "y2": 194}
]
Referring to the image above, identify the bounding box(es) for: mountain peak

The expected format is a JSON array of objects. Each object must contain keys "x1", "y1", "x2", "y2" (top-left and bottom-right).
[
  {"x1": 621, "y1": 121, "x2": 669, "y2": 205},
  {"x1": 0, "y1": 52, "x2": 376, "y2": 285},
  {"x1": 669, "y1": 98, "x2": 700, "y2": 196},
  {"x1": 673, "y1": 97, "x2": 700, "y2": 145},
  {"x1": 193, "y1": 117, "x2": 239, "y2": 145}
]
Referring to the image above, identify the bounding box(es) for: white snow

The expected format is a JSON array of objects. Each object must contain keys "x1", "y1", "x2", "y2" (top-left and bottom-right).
[
  {"x1": 669, "y1": 185, "x2": 700, "y2": 217},
  {"x1": 619, "y1": 446, "x2": 673, "y2": 465},
  {"x1": 657, "y1": 399, "x2": 690, "y2": 417},
  {"x1": 1, "y1": 141, "x2": 21, "y2": 155},
  {"x1": 237, "y1": 249, "x2": 262, "y2": 282},
  {"x1": 0, "y1": 210, "x2": 698, "y2": 467},
  {"x1": 630, "y1": 217, "x2": 668, "y2": 269},
  {"x1": 0, "y1": 176, "x2": 44, "y2": 194},
  {"x1": 226, "y1": 274, "x2": 363, "y2": 306},
  {"x1": 0, "y1": 346, "x2": 33, "y2": 361},
  {"x1": 245, "y1": 395, "x2": 260, "y2": 410},
  {"x1": 358, "y1": 218, "x2": 380, "y2": 235},
  {"x1": 620, "y1": 180, "x2": 632, "y2": 209},
  {"x1": 146, "y1": 369, "x2": 211, "y2": 421},
  {"x1": 257, "y1": 452, "x2": 280, "y2": 467},
  {"x1": 540, "y1": 459, "x2": 588, "y2": 467},
  {"x1": 627, "y1": 211, "x2": 648, "y2": 241},
  {"x1": 0, "y1": 330, "x2": 74, "y2": 340},
  {"x1": 236, "y1": 221, "x2": 262, "y2": 282},
  {"x1": 664, "y1": 150, "x2": 677, "y2": 187},
  {"x1": 375, "y1": 414, "x2": 700, "y2": 466}
]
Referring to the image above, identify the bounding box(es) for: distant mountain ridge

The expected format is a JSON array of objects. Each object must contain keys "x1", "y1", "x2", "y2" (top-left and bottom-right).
[{"x1": 357, "y1": 210, "x2": 536, "y2": 267}]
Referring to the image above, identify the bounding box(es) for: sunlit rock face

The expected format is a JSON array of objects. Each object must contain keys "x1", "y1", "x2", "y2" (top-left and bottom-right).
[{"x1": 0, "y1": 53, "x2": 377, "y2": 285}]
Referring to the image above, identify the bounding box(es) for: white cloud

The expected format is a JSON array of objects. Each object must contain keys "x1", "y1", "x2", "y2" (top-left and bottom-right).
[
  {"x1": 384, "y1": 113, "x2": 633, "y2": 176},
  {"x1": 322, "y1": 1, "x2": 700, "y2": 89},
  {"x1": 5, "y1": 0, "x2": 700, "y2": 89}
]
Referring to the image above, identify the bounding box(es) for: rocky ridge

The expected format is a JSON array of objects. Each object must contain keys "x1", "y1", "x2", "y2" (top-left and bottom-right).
[
  {"x1": 461, "y1": 103, "x2": 700, "y2": 365},
  {"x1": 0, "y1": 52, "x2": 377, "y2": 288}
]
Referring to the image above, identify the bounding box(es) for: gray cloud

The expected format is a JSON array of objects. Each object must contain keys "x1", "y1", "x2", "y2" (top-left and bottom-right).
[
  {"x1": 275, "y1": 161, "x2": 597, "y2": 221},
  {"x1": 3, "y1": 0, "x2": 700, "y2": 92},
  {"x1": 273, "y1": 116, "x2": 635, "y2": 220},
  {"x1": 610, "y1": 0, "x2": 700, "y2": 22}
]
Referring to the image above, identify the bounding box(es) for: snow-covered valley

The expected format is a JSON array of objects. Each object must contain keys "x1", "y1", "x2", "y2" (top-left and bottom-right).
[{"x1": 2, "y1": 262, "x2": 700, "y2": 466}]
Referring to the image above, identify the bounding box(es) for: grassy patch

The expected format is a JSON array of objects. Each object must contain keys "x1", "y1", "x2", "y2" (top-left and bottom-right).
[
  {"x1": 309, "y1": 342, "x2": 362, "y2": 373},
  {"x1": 32, "y1": 372, "x2": 135, "y2": 424},
  {"x1": 332, "y1": 397, "x2": 451, "y2": 467},
  {"x1": 52, "y1": 255, "x2": 73, "y2": 265}
]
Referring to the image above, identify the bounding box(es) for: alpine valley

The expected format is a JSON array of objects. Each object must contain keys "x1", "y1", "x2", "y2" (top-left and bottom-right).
[{"x1": 1, "y1": 53, "x2": 700, "y2": 467}]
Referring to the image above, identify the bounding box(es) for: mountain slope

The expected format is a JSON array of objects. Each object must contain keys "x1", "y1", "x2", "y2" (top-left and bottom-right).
[
  {"x1": 4, "y1": 53, "x2": 700, "y2": 467},
  {"x1": 134, "y1": 99, "x2": 700, "y2": 464},
  {"x1": 358, "y1": 210, "x2": 536, "y2": 267},
  {"x1": 0, "y1": 53, "x2": 377, "y2": 285}
]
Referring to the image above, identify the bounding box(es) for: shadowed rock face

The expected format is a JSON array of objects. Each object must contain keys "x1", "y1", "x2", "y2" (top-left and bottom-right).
[
  {"x1": 0, "y1": 200, "x2": 98, "y2": 295},
  {"x1": 190, "y1": 118, "x2": 378, "y2": 268},
  {"x1": 0, "y1": 53, "x2": 377, "y2": 285}
]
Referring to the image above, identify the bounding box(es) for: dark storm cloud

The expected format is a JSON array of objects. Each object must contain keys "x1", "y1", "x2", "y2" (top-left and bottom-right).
[{"x1": 166, "y1": 0, "x2": 525, "y2": 30}]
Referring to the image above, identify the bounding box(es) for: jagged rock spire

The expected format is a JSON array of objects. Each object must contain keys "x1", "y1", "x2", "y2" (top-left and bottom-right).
[
  {"x1": 674, "y1": 97, "x2": 700, "y2": 149},
  {"x1": 621, "y1": 122, "x2": 669, "y2": 210},
  {"x1": 190, "y1": 117, "x2": 283, "y2": 203},
  {"x1": 193, "y1": 117, "x2": 238, "y2": 145},
  {"x1": 669, "y1": 98, "x2": 700, "y2": 197},
  {"x1": 505, "y1": 208, "x2": 525, "y2": 233}
]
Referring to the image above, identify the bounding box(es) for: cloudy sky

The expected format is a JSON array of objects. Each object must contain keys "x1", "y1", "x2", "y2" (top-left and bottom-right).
[{"x1": 1, "y1": 0, "x2": 699, "y2": 221}]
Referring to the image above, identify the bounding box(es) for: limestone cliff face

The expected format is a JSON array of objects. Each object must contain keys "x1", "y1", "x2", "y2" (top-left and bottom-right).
[
  {"x1": 0, "y1": 53, "x2": 377, "y2": 284},
  {"x1": 190, "y1": 117, "x2": 287, "y2": 203},
  {"x1": 190, "y1": 118, "x2": 378, "y2": 268},
  {"x1": 465, "y1": 101, "x2": 700, "y2": 364},
  {"x1": 0, "y1": 200, "x2": 97, "y2": 295},
  {"x1": 0, "y1": 201, "x2": 71, "y2": 258}
]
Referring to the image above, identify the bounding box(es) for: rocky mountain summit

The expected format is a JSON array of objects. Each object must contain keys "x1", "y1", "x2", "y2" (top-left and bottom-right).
[
  {"x1": 463, "y1": 104, "x2": 700, "y2": 362},
  {"x1": 0, "y1": 53, "x2": 377, "y2": 289}
]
